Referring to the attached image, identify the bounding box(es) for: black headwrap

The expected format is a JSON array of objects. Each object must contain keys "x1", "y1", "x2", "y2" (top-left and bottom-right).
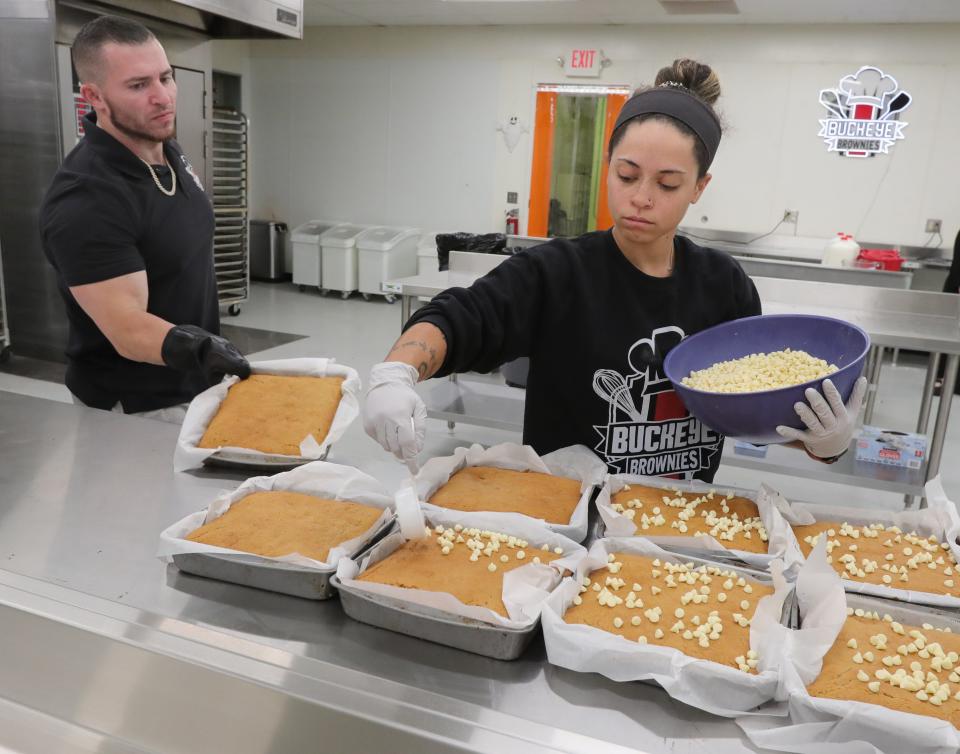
[{"x1": 612, "y1": 86, "x2": 722, "y2": 170}]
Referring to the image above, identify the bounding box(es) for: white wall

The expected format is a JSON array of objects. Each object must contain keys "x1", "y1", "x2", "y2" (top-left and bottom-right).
[{"x1": 213, "y1": 23, "x2": 960, "y2": 248}]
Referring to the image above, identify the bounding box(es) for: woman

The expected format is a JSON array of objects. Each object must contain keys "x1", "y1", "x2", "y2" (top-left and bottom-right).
[{"x1": 363, "y1": 59, "x2": 866, "y2": 481}]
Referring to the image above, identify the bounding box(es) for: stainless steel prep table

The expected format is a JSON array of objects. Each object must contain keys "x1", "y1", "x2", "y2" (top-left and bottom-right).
[
  {"x1": 388, "y1": 256, "x2": 959, "y2": 494},
  {"x1": 0, "y1": 390, "x2": 765, "y2": 754}
]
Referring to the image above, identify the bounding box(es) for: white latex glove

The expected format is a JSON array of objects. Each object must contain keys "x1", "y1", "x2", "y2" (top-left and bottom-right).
[
  {"x1": 363, "y1": 362, "x2": 428, "y2": 471},
  {"x1": 776, "y1": 376, "x2": 868, "y2": 459}
]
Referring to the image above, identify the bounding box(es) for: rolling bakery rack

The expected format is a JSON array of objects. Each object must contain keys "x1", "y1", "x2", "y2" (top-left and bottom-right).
[{"x1": 211, "y1": 107, "x2": 250, "y2": 317}]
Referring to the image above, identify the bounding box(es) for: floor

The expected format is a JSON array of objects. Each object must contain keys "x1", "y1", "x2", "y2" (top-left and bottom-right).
[{"x1": 2, "y1": 280, "x2": 957, "y2": 507}]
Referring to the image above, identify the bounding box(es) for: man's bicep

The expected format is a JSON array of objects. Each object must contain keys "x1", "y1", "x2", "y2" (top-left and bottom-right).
[{"x1": 70, "y1": 271, "x2": 150, "y2": 335}]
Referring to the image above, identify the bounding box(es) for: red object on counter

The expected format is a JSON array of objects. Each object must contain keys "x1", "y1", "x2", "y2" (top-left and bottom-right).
[{"x1": 857, "y1": 248, "x2": 903, "y2": 271}]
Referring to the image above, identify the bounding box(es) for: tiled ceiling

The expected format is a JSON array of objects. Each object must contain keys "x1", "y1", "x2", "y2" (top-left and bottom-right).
[{"x1": 302, "y1": 0, "x2": 960, "y2": 26}]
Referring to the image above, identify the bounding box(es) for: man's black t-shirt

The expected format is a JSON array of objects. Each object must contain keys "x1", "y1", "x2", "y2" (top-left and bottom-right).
[
  {"x1": 39, "y1": 112, "x2": 219, "y2": 412},
  {"x1": 409, "y1": 231, "x2": 762, "y2": 482}
]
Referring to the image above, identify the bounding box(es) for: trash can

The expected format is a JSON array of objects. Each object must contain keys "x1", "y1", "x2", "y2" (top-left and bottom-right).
[
  {"x1": 417, "y1": 232, "x2": 440, "y2": 275},
  {"x1": 249, "y1": 220, "x2": 288, "y2": 282},
  {"x1": 357, "y1": 226, "x2": 420, "y2": 302},
  {"x1": 320, "y1": 224, "x2": 368, "y2": 299},
  {"x1": 291, "y1": 220, "x2": 341, "y2": 292}
]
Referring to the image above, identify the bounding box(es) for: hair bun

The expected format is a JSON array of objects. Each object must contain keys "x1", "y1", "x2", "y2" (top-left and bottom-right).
[{"x1": 655, "y1": 58, "x2": 721, "y2": 105}]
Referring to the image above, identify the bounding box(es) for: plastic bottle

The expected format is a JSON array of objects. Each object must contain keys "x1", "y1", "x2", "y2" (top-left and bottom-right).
[{"x1": 822, "y1": 232, "x2": 860, "y2": 267}]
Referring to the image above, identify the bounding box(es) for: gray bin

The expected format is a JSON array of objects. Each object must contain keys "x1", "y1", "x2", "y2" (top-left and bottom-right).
[{"x1": 250, "y1": 220, "x2": 288, "y2": 281}]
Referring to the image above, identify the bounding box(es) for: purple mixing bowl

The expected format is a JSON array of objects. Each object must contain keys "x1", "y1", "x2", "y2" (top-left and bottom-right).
[{"x1": 663, "y1": 314, "x2": 870, "y2": 445}]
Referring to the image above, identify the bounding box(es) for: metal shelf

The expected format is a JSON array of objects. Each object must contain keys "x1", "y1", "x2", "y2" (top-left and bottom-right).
[{"x1": 211, "y1": 107, "x2": 249, "y2": 310}]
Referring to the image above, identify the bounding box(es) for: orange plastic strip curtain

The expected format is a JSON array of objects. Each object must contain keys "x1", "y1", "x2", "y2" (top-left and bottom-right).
[
  {"x1": 594, "y1": 92, "x2": 628, "y2": 232},
  {"x1": 527, "y1": 90, "x2": 557, "y2": 238}
]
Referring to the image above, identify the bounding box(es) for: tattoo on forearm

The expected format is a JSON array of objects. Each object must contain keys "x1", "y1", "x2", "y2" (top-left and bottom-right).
[{"x1": 391, "y1": 338, "x2": 440, "y2": 377}]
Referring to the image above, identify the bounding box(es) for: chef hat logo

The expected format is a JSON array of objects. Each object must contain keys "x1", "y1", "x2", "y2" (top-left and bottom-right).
[
  {"x1": 820, "y1": 65, "x2": 911, "y2": 122},
  {"x1": 817, "y1": 65, "x2": 911, "y2": 156},
  {"x1": 839, "y1": 66, "x2": 897, "y2": 101}
]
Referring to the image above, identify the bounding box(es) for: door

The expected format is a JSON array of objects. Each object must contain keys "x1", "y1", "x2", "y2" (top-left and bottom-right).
[
  {"x1": 528, "y1": 84, "x2": 630, "y2": 238},
  {"x1": 173, "y1": 66, "x2": 207, "y2": 190}
]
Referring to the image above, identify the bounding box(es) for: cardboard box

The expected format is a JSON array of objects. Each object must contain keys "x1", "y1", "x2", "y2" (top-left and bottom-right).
[{"x1": 855, "y1": 426, "x2": 927, "y2": 470}]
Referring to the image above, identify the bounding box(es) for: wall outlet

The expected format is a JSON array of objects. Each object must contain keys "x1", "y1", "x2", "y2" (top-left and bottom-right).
[
  {"x1": 925, "y1": 218, "x2": 942, "y2": 234},
  {"x1": 783, "y1": 209, "x2": 799, "y2": 224}
]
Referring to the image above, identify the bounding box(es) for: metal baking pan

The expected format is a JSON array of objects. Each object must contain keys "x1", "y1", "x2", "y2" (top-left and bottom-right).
[
  {"x1": 573, "y1": 546, "x2": 794, "y2": 691},
  {"x1": 595, "y1": 516, "x2": 760, "y2": 568},
  {"x1": 805, "y1": 592, "x2": 960, "y2": 634},
  {"x1": 783, "y1": 501, "x2": 960, "y2": 611},
  {"x1": 597, "y1": 549, "x2": 793, "y2": 626},
  {"x1": 827, "y1": 590, "x2": 960, "y2": 621},
  {"x1": 202, "y1": 446, "x2": 329, "y2": 473},
  {"x1": 172, "y1": 517, "x2": 395, "y2": 600},
  {"x1": 332, "y1": 575, "x2": 540, "y2": 660},
  {"x1": 596, "y1": 475, "x2": 770, "y2": 568}
]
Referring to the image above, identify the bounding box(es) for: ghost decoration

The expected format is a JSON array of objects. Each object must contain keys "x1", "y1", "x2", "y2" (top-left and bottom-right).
[{"x1": 497, "y1": 116, "x2": 529, "y2": 154}]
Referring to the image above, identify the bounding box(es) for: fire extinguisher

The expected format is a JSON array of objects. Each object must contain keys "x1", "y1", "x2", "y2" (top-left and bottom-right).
[{"x1": 505, "y1": 208, "x2": 519, "y2": 235}]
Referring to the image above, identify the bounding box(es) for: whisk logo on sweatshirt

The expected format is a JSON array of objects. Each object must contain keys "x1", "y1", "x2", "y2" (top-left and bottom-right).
[{"x1": 592, "y1": 326, "x2": 721, "y2": 478}]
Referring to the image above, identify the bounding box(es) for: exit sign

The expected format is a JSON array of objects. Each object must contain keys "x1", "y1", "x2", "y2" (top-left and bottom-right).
[{"x1": 565, "y1": 48, "x2": 602, "y2": 77}]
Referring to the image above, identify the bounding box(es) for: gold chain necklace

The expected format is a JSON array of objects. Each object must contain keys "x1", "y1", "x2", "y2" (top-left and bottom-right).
[{"x1": 138, "y1": 155, "x2": 176, "y2": 197}]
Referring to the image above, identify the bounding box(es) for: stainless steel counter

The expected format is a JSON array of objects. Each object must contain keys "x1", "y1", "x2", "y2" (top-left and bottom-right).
[{"x1": 0, "y1": 390, "x2": 765, "y2": 754}]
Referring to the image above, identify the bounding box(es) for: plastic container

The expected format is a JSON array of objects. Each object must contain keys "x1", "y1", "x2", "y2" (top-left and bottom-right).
[
  {"x1": 857, "y1": 248, "x2": 903, "y2": 271},
  {"x1": 291, "y1": 220, "x2": 341, "y2": 291},
  {"x1": 356, "y1": 226, "x2": 420, "y2": 302},
  {"x1": 663, "y1": 313, "x2": 870, "y2": 445},
  {"x1": 320, "y1": 223, "x2": 368, "y2": 299},
  {"x1": 417, "y1": 232, "x2": 440, "y2": 275},
  {"x1": 821, "y1": 233, "x2": 860, "y2": 267}
]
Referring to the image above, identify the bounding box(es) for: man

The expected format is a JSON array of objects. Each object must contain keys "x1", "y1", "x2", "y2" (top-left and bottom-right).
[{"x1": 40, "y1": 14, "x2": 249, "y2": 420}]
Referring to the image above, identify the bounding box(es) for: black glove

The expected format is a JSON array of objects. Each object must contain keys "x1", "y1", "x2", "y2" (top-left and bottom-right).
[{"x1": 161, "y1": 325, "x2": 251, "y2": 384}]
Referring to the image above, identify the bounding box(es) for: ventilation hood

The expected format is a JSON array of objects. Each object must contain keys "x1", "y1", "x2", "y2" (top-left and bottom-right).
[
  {"x1": 59, "y1": 0, "x2": 303, "y2": 39},
  {"x1": 173, "y1": 0, "x2": 302, "y2": 38}
]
